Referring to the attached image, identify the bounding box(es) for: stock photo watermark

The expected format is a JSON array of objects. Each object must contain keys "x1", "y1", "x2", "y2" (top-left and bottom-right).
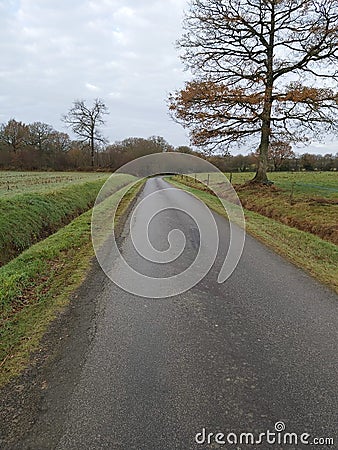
[
  {"x1": 91, "y1": 152, "x2": 246, "y2": 298},
  {"x1": 195, "y1": 422, "x2": 335, "y2": 447}
]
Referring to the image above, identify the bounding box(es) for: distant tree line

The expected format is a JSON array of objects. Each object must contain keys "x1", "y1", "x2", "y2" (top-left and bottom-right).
[
  {"x1": 177, "y1": 146, "x2": 338, "y2": 173},
  {"x1": 207, "y1": 151, "x2": 338, "y2": 173},
  {"x1": 0, "y1": 118, "x2": 175, "y2": 171},
  {"x1": 0, "y1": 117, "x2": 336, "y2": 172}
]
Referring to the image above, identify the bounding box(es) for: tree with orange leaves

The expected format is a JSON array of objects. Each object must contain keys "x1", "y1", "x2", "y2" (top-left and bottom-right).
[
  {"x1": 269, "y1": 139, "x2": 295, "y2": 170},
  {"x1": 169, "y1": 0, "x2": 338, "y2": 183}
]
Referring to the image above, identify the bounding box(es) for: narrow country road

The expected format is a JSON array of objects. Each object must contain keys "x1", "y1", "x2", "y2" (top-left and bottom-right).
[{"x1": 3, "y1": 177, "x2": 338, "y2": 449}]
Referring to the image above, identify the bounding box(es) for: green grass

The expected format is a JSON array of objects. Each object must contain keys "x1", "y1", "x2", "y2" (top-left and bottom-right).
[
  {"x1": 0, "y1": 174, "x2": 135, "y2": 265},
  {"x1": 167, "y1": 178, "x2": 338, "y2": 294},
  {"x1": 264, "y1": 171, "x2": 338, "y2": 196},
  {"x1": 0, "y1": 171, "x2": 110, "y2": 198},
  {"x1": 0, "y1": 179, "x2": 144, "y2": 387},
  {"x1": 207, "y1": 171, "x2": 338, "y2": 199},
  {"x1": 172, "y1": 172, "x2": 338, "y2": 245}
]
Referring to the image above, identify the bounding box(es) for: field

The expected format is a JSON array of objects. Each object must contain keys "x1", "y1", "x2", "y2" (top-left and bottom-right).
[
  {"x1": 0, "y1": 172, "x2": 138, "y2": 266},
  {"x1": 210, "y1": 171, "x2": 338, "y2": 199},
  {"x1": 175, "y1": 171, "x2": 338, "y2": 245},
  {"x1": 0, "y1": 171, "x2": 109, "y2": 198}
]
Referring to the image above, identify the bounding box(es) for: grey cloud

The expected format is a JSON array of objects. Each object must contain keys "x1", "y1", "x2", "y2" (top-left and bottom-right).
[{"x1": 0, "y1": 0, "x2": 189, "y2": 145}]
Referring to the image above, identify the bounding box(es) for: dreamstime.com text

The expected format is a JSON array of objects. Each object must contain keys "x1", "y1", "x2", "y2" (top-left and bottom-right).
[{"x1": 195, "y1": 422, "x2": 334, "y2": 447}]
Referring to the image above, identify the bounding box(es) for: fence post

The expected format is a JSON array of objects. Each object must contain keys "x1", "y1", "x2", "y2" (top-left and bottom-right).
[{"x1": 289, "y1": 181, "x2": 295, "y2": 205}]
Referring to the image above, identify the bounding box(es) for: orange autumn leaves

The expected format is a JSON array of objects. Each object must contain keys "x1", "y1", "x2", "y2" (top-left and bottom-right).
[{"x1": 169, "y1": 79, "x2": 337, "y2": 147}]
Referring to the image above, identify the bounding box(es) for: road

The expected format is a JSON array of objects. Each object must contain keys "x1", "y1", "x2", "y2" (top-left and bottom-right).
[{"x1": 3, "y1": 177, "x2": 338, "y2": 449}]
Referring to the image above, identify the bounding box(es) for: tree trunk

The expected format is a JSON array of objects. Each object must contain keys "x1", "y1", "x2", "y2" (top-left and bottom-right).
[
  {"x1": 253, "y1": 157, "x2": 269, "y2": 183},
  {"x1": 251, "y1": 2, "x2": 275, "y2": 185},
  {"x1": 90, "y1": 136, "x2": 95, "y2": 168},
  {"x1": 252, "y1": 121, "x2": 270, "y2": 184}
]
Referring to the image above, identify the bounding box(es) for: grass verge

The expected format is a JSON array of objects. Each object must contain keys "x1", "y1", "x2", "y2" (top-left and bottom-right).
[
  {"x1": 167, "y1": 178, "x2": 338, "y2": 294},
  {"x1": 0, "y1": 179, "x2": 144, "y2": 387},
  {"x1": 173, "y1": 173, "x2": 338, "y2": 245},
  {"x1": 0, "y1": 174, "x2": 135, "y2": 266}
]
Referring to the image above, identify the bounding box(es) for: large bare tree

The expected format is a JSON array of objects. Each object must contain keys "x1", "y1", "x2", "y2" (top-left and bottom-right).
[
  {"x1": 62, "y1": 99, "x2": 109, "y2": 167},
  {"x1": 169, "y1": 0, "x2": 338, "y2": 183}
]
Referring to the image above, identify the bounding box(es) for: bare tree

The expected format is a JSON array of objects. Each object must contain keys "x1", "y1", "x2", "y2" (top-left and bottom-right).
[
  {"x1": 169, "y1": 0, "x2": 338, "y2": 183},
  {"x1": 62, "y1": 99, "x2": 109, "y2": 167}
]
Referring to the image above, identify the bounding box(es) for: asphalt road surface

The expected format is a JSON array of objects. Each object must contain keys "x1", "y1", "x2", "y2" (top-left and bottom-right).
[{"x1": 2, "y1": 177, "x2": 338, "y2": 449}]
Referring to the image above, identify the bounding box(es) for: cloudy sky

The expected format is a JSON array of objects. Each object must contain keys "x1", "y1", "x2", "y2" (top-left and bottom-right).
[
  {"x1": 0, "y1": 0, "x2": 336, "y2": 154},
  {"x1": 0, "y1": 0, "x2": 190, "y2": 147}
]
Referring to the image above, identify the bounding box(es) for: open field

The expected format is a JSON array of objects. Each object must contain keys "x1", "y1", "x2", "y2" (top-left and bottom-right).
[
  {"x1": 0, "y1": 171, "x2": 109, "y2": 198},
  {"x1": 216, "y1": 171, "x2": 338, "y2": 199},
  {"x1": 173, "y1": 171, "x2": 338, "y2": 245},
  {"x1": 0, "y1": 180, "x2": 144, "y2": 386}
]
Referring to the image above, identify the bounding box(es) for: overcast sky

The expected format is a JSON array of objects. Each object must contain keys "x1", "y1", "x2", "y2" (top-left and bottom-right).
[{"x1": 0, "y1": 0, "x2": 336, "y2": 154}]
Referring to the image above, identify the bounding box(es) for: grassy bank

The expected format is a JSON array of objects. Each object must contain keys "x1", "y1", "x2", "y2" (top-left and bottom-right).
[
  {"x1": 168, "y1": 178, "x2": 338, "y2": 294},
  {"x1": 0, "y1": 180, "x2": 144, "y2": 387},
  {"x1": 172, "y1": 172, "x2": 338, "y2": 245},
  {"x1": 0, "y1": 174, "x2": 135, "y2": 265}
]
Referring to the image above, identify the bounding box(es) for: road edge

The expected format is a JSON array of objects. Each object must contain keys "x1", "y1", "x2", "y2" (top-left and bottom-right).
[{"x1": 0, "y1": 180, "x2": 145, "y2": 448}]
